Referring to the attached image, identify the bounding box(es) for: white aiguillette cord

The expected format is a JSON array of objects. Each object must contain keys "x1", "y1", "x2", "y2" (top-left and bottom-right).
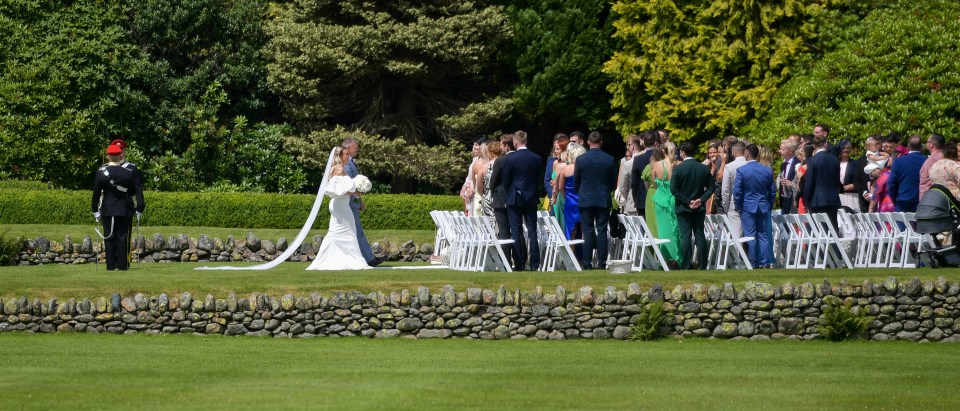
[{"x1": 195, "y1": 147, "x2": 336, "y2": 271}]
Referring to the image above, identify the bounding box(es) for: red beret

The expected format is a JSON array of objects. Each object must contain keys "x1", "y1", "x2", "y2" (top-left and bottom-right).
[
  {"x1": 110, "y1": 139, "x2": 126, "y2": 149},
  {"x1": 106, "y1": 145, "x2": 123, "y2": 156}
]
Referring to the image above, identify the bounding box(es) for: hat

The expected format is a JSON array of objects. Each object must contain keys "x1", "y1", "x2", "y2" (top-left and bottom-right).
[
  {"x1": 110, "y1": 139, "x2": 126, "y2": 149},
  {"x1": 106, "y1": 145, "x2": 123, "y2": 156}
]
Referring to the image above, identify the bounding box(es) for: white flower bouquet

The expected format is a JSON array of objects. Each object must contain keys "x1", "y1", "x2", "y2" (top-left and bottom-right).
[{"x1": 353, "y1": 174, "x2": 372, "y2": 193}]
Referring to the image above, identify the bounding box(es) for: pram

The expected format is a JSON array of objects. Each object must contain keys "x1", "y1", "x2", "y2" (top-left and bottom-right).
[{"x1": 915, "y1": 184, "x2": 960, "y2": 268}]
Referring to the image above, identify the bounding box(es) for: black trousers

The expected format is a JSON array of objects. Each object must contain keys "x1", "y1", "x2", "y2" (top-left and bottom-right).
[
  {"x1": 507, "y1": 204, "x2": 540, "y2": 270},
  {"x1": 677, "y1": 211, "x2": 707, "y2": 270},
  {"x1": 103, "y1": 214, "x2": 132, "y2": 270}
]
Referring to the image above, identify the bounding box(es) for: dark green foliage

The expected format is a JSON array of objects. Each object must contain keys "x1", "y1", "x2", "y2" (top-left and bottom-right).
[
  {"x1": 0, "y1": 189, "x2": 461, "y2": 230},
  {"x1": 0, "y1": 180, "x2": 51, "y2": 191},
  {"x1": 746, "y1": 0, "x2": 960, "y2": 147},
  {"x1": 630, "y1": 300, "x2": 667, "y2": 341},
  {"x1": 819, "y1": 298, "x2": 874, "y2": 342},
  {"x1": 505, "y1": 0, "x2": 616, "y2": 130},
  {"x1": 0, "y1": 230, "x2": 23, "y2": 266}
]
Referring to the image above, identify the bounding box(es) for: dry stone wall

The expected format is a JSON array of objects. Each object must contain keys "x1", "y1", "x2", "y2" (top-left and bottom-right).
[
  {"x1": 13, "y1": 234, "x2": 431, "y2": 265},
  {"x1": 2, "y1": 277, "x2": 959, "y2": 342}
]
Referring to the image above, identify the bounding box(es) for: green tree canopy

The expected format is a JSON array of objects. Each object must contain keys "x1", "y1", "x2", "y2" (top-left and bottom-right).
[
  {"x1": 264, "y1": 0, "x2": 513, "y2": 145},
  {"x1": 745, "y1": 0, "x2": 960, "y2": 147},
  {"x1": 505, "y1": 0, "x2": 616, "y2": 131},
  {"x1": 605, "y1": 0, "x2": 822, "y2": 144}
]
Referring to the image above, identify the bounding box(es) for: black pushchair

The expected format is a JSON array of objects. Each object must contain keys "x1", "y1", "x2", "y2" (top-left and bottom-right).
[{"x1": 915, "y1": 184, "x2": 960, "y2": 268}]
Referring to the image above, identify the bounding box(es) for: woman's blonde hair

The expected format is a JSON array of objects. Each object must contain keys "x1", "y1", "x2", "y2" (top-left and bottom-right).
[
  {"x1": 566, "y1": 142, "x2": 587, "y2": 164},
  {"x1": 332, "y1": 146, "x2": 345, "y2": 174}
]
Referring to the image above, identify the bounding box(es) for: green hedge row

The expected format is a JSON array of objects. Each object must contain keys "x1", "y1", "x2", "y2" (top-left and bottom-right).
[{"x1": 0, "y1": 189, "x2": 462, "y2": 230}]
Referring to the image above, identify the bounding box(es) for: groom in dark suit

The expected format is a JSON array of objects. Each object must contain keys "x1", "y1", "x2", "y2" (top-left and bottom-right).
[
  {"x1": 671, "y1": 142, "x2": 715, "y2": 270},
  {"x1": 802, "y1": 134, "x2": 841, "y2": 230},
  {"x1": 574, "y1": 131, "x2": 618, "y2": 269},
  {"x1": 501, "y1": 131, "x2": 542, "y2": 271}
]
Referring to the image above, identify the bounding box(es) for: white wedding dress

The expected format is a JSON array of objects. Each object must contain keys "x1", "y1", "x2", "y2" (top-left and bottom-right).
[{"x1": 306, "y1": 175, "x2": 371, "y2": 270}]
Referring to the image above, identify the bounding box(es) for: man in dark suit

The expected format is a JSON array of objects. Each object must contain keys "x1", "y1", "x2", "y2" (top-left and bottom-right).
[
  {"x1": 574, "y1": 131, "x2": 618, "y2": 270},
  {"x1": 814, "y1": 123, "x2": 840, "y2": 158},
  {"x1": 630, "y1": 131, "x2": 659, "y2": 217},
  {"x1": 888, "y1": 135, "x2": 928, "y2": 212},
  {"x1": 733, "y1": 144, "x2": 776, "y2": 268},
  {"x1": 501, "y1": 131, "x2": 541, "y2": 271},
  {"x1": 92, "y1": 144, "x2": 145, "y2": 270},
  {"x1": 778, "y1": 139, "x2": 798, "y2": 214},
  {"x1": 488, "y1": 133, "x2": 515, "y2": 266},
  {"x1": 802, "y1": 134, "x2": 842, "y2": 230},
  {"x1": 670, "y1": 142, "x2": 715, "y2": 270}
]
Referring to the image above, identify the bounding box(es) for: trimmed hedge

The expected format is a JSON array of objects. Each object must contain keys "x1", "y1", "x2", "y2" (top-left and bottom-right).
[{"x1": 0, "y1": 189, "x2": 462, "y2": 230}]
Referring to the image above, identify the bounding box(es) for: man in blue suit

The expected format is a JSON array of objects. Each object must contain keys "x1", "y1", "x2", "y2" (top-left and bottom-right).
[
  {"x1": 733, "y1": 144, "x2": 776, "y2": 268},
  {"x1": 342, "y1": 139, "x2": 384, "y2": 266},
  {"x1": 501, "y1": 130, "x2": 542, "y2": 271},
  {"x1": 574, "y1": 131, "x2": 619, "y2": 269},
  {"x1": 802, "y1": 134, "x2": 842, "y2": 230},
  {"x1": 888, "y1": 135, "x2": 927, "y2": 212}
]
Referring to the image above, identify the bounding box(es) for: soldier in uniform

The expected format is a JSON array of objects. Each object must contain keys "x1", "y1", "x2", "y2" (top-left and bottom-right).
[{"x1": 92, "y1": 143, "x2": 145, "y2": 270}]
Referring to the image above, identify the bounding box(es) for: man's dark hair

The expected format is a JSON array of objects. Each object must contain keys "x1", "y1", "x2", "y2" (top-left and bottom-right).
[
  {"x1": 641, "y1": 130, "x2": 659, "y2": 149},
  {"x1": 731, "y1": 141, "x2": 746, "y2": 155},
  {"x1": 883, "y1": 134, "x2": 900, "y2": 145},
  {"x1": 802, "y1": 143, "x2": 815, "y2": 160},
  {"x1": 928, "y1": 133, "x2": 945, "y2": 150},
  {"x1": 908, "y1": 135, "x2": 923, "y2": 151},
  {"x1": 801, "y1": 134, "x2": 814, "y2": 144},
  {"x1": 500, "y1": 133, "x2": 515, "y2": 151},
  {"x1": 745, "y1": 144, "x2": 760, "y2": 159},
  {"x1": 630, "y1": 137, "x2": 642, "y2": 151},
  {"x1": 587, "y1": 131, "x2": 602, "y2": 145},
  {"x1": 658, "y1": 129, "x2": 670, "y2": 142},
  {"x1": 815, "y1": 123, "x2": 831, "y2": 134},
  {"x1": 569, "y1": 131, "x2": 585, "y2": 140},
  {"x1": 679, "y1": 142, "x2": 695, "y2": 158}
]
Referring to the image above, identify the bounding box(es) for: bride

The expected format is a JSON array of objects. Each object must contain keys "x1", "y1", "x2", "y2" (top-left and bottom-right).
[{"x1": 307, "y1": 147, "x2": 371, "y2": 270}]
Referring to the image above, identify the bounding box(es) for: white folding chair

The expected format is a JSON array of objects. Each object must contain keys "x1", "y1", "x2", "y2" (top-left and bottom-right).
[
  {"x1": 634, "y1": 215, "x2": 671, "y2": 271},
  {"x1": 811, "y1": 213, "x2": 854, "y2": 269},
  {"x1": 782, "y1": 214, "x2": 814, "y2": 269},
  {"x1": 467, "y1": 216, "x2": 514, "y2": 272},
  {"x1": 713, "y1": 214, "x2": 754, "y2": 270},
  {"x1": 429, "y1": 210, "x2": 451, "y2": 263},
  {"x1": 538, "y1": 215, "x2": 583, "y2": 272},
  {"x1": 866, "y1": 213, "x2": 895, "y2": 267}
]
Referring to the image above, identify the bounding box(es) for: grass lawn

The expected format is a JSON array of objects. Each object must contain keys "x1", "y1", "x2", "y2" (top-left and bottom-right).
[
  {"x1": 0, "y1": 334, "x2": 957, "y2": 410},
  {"x1": 2, "y1": 224, "x2": 436, "y2": 248},
  {"x1": 0, "y1": 262, "x2": 957, "y2": 300}
]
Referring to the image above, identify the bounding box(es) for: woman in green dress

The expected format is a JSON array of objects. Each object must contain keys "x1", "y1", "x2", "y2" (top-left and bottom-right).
[{"x1": 651, "y1": 143, "x2": 680, "y2": 264}]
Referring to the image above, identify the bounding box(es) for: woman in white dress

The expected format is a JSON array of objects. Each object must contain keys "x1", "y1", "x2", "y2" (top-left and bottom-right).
[{"x1": 307, "y1": 147, "x2": 371, "y2": 270}]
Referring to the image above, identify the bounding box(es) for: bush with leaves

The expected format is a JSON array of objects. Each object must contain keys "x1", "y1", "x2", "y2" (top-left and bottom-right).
[
  {"x1": 745, "y1": 1, "x2": 960, "y2": 148},
  {"x1": 819, "y1": 298, "x2": 874, "y2": 342},
  {"x1": 630, "y1": 300, "x2": 668, "y2": 341},
  {"x1": 0, "y1": 230, "x2": 23, "y2": 266}
]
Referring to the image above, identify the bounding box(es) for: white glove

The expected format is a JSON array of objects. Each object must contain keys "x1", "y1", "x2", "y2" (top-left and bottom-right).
[
  {"x1": 136, "y1": 211, "x2": 142, "y2": 221},
  {"x1": 93, "y1": 211, "x2": 101, "y2": 222}
]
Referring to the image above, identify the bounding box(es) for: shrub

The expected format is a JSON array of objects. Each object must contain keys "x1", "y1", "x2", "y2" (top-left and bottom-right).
[
  {"x1": 819, "y1": 299, "x2": 874, "y2": 342},
  {"x1": 0, "y1": 230, "x2": 23, "y2": 266},
  {"x1": 630, "y1": 300, "x2": 667, "y2": 341},
  {"x1": 0, "y1": 180, "x2": 51, "y2": 190},
  {"x1": 0, "y1": 189, "x2": 462, "y2": 230}
]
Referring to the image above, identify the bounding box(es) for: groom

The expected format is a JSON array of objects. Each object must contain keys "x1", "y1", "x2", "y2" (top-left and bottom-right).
[{"x1": 342, "y1": 138, "x2": 384, "y2": 267}]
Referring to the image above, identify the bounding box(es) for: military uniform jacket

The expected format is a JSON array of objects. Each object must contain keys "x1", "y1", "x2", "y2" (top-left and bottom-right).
[{"x1": 92, "y1": 163, "x2": 145, "y2": 217}]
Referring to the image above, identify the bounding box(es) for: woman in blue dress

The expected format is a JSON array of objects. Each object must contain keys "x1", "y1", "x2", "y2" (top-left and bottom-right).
[{"x1": 555, "y1": 143, "x2": 587, "y2": 240}]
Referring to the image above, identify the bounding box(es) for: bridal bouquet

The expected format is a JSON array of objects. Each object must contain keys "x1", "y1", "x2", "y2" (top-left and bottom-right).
[{"x1": 353, "y1": 174, "x2": 372, "y2": 193}]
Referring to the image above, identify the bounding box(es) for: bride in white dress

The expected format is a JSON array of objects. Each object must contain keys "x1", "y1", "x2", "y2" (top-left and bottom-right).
[{"x1": 307, "y1": 147, "x2": 371, "y2": 270}]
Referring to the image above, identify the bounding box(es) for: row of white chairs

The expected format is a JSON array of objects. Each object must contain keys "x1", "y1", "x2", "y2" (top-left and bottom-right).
[
  {"x1": 429, "y1": 211, "x2": 513, "y2": 272},
  {"x1": 841, "y1": 211, "x2": 933, "y2": 268}
]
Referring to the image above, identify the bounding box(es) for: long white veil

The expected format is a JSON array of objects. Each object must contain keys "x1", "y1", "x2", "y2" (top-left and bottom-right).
[{"x1": 195, "y1": 147, "x2": 337, "y2": 270}]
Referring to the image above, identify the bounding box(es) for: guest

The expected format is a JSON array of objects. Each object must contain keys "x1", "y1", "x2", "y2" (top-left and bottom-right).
[
  {"x1": 554, "y1": 143, "x2": 586, "y2": 240},
  {"x1": 862, "y1": 136, "x2": 890, "y2": 176},
  {"x1": 920, "y1": 133, "x2": 945, "y2": 200},
  {"x1": 630, "y1": 131, "x2": 658, "y2": 219},
  {"x1": 803, "y1": 134, "x2": 842, "y2": 230},
  {"x1": 671, "y1": 142, "x2": 714, "y2": 270},
  {"x1": 460, "y1": 139, "x2": 482, "y2": 215},
  {"x1": 488, "y1": 133, "x2": 515, "y2": 266},
  {"x1": 703, "y1": 140, "x2": 722, "y2": 214},
  {"x1": 813, "y1": 123, "x2": 839, "y2": 158},
  {"x1": 714, "y1": 135, "x2": 740, "y2": 215},
  {"x1": 550, "y1": 144, "x2": 568, "y2": 232},
  {"x1": 641, "y1": 157, "x2": 658, "y2": 238},
  {"x1": 544, "y1": 133, "x2": 569, "y2": 213},
  {"x1": 480, "y1": 141, "x2": 502, "y2": 218},
  {"x1": 569, "y1": 131, "x2": 585, "y2": 146},
  {"x1": 778, "y1": 139, "x2": 799, "y2": 214},
  {"x1": 651, "y1": 143, "x2": 680, "y2": 264},
  {"x1": 870, "y1": 166, "x2": 895, "y2": 213},
  {"x1": 721, "y1": 141, "x2": 747, "y2": 238},
  {"x1": 794, "y1": 144, "x2": 814, "y2": 214},
  {"x1": 501, "y1": 131, "x2": 541, "y2": 271},
  {"x1": 617, "y1": 136, "x2": 642, "y2": 216},
  {"x1": 928, "y1": 139, "x2": 960, "y2": 198},
  {"x1": 470, "y1": 139, "x2": 491, "y2": 216},
  {"x1": 888, "y1": 135, "x2": 927, "y2": 212},
  {"x1": 837, "y1": 140, "x2": 862, "y2": 212},
  {"x1": 574, "y1": 132, "x2": 618, "y2": 270},
  {"x1": 733, "y1": 144, "x2": 776, "y2": 268}
]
